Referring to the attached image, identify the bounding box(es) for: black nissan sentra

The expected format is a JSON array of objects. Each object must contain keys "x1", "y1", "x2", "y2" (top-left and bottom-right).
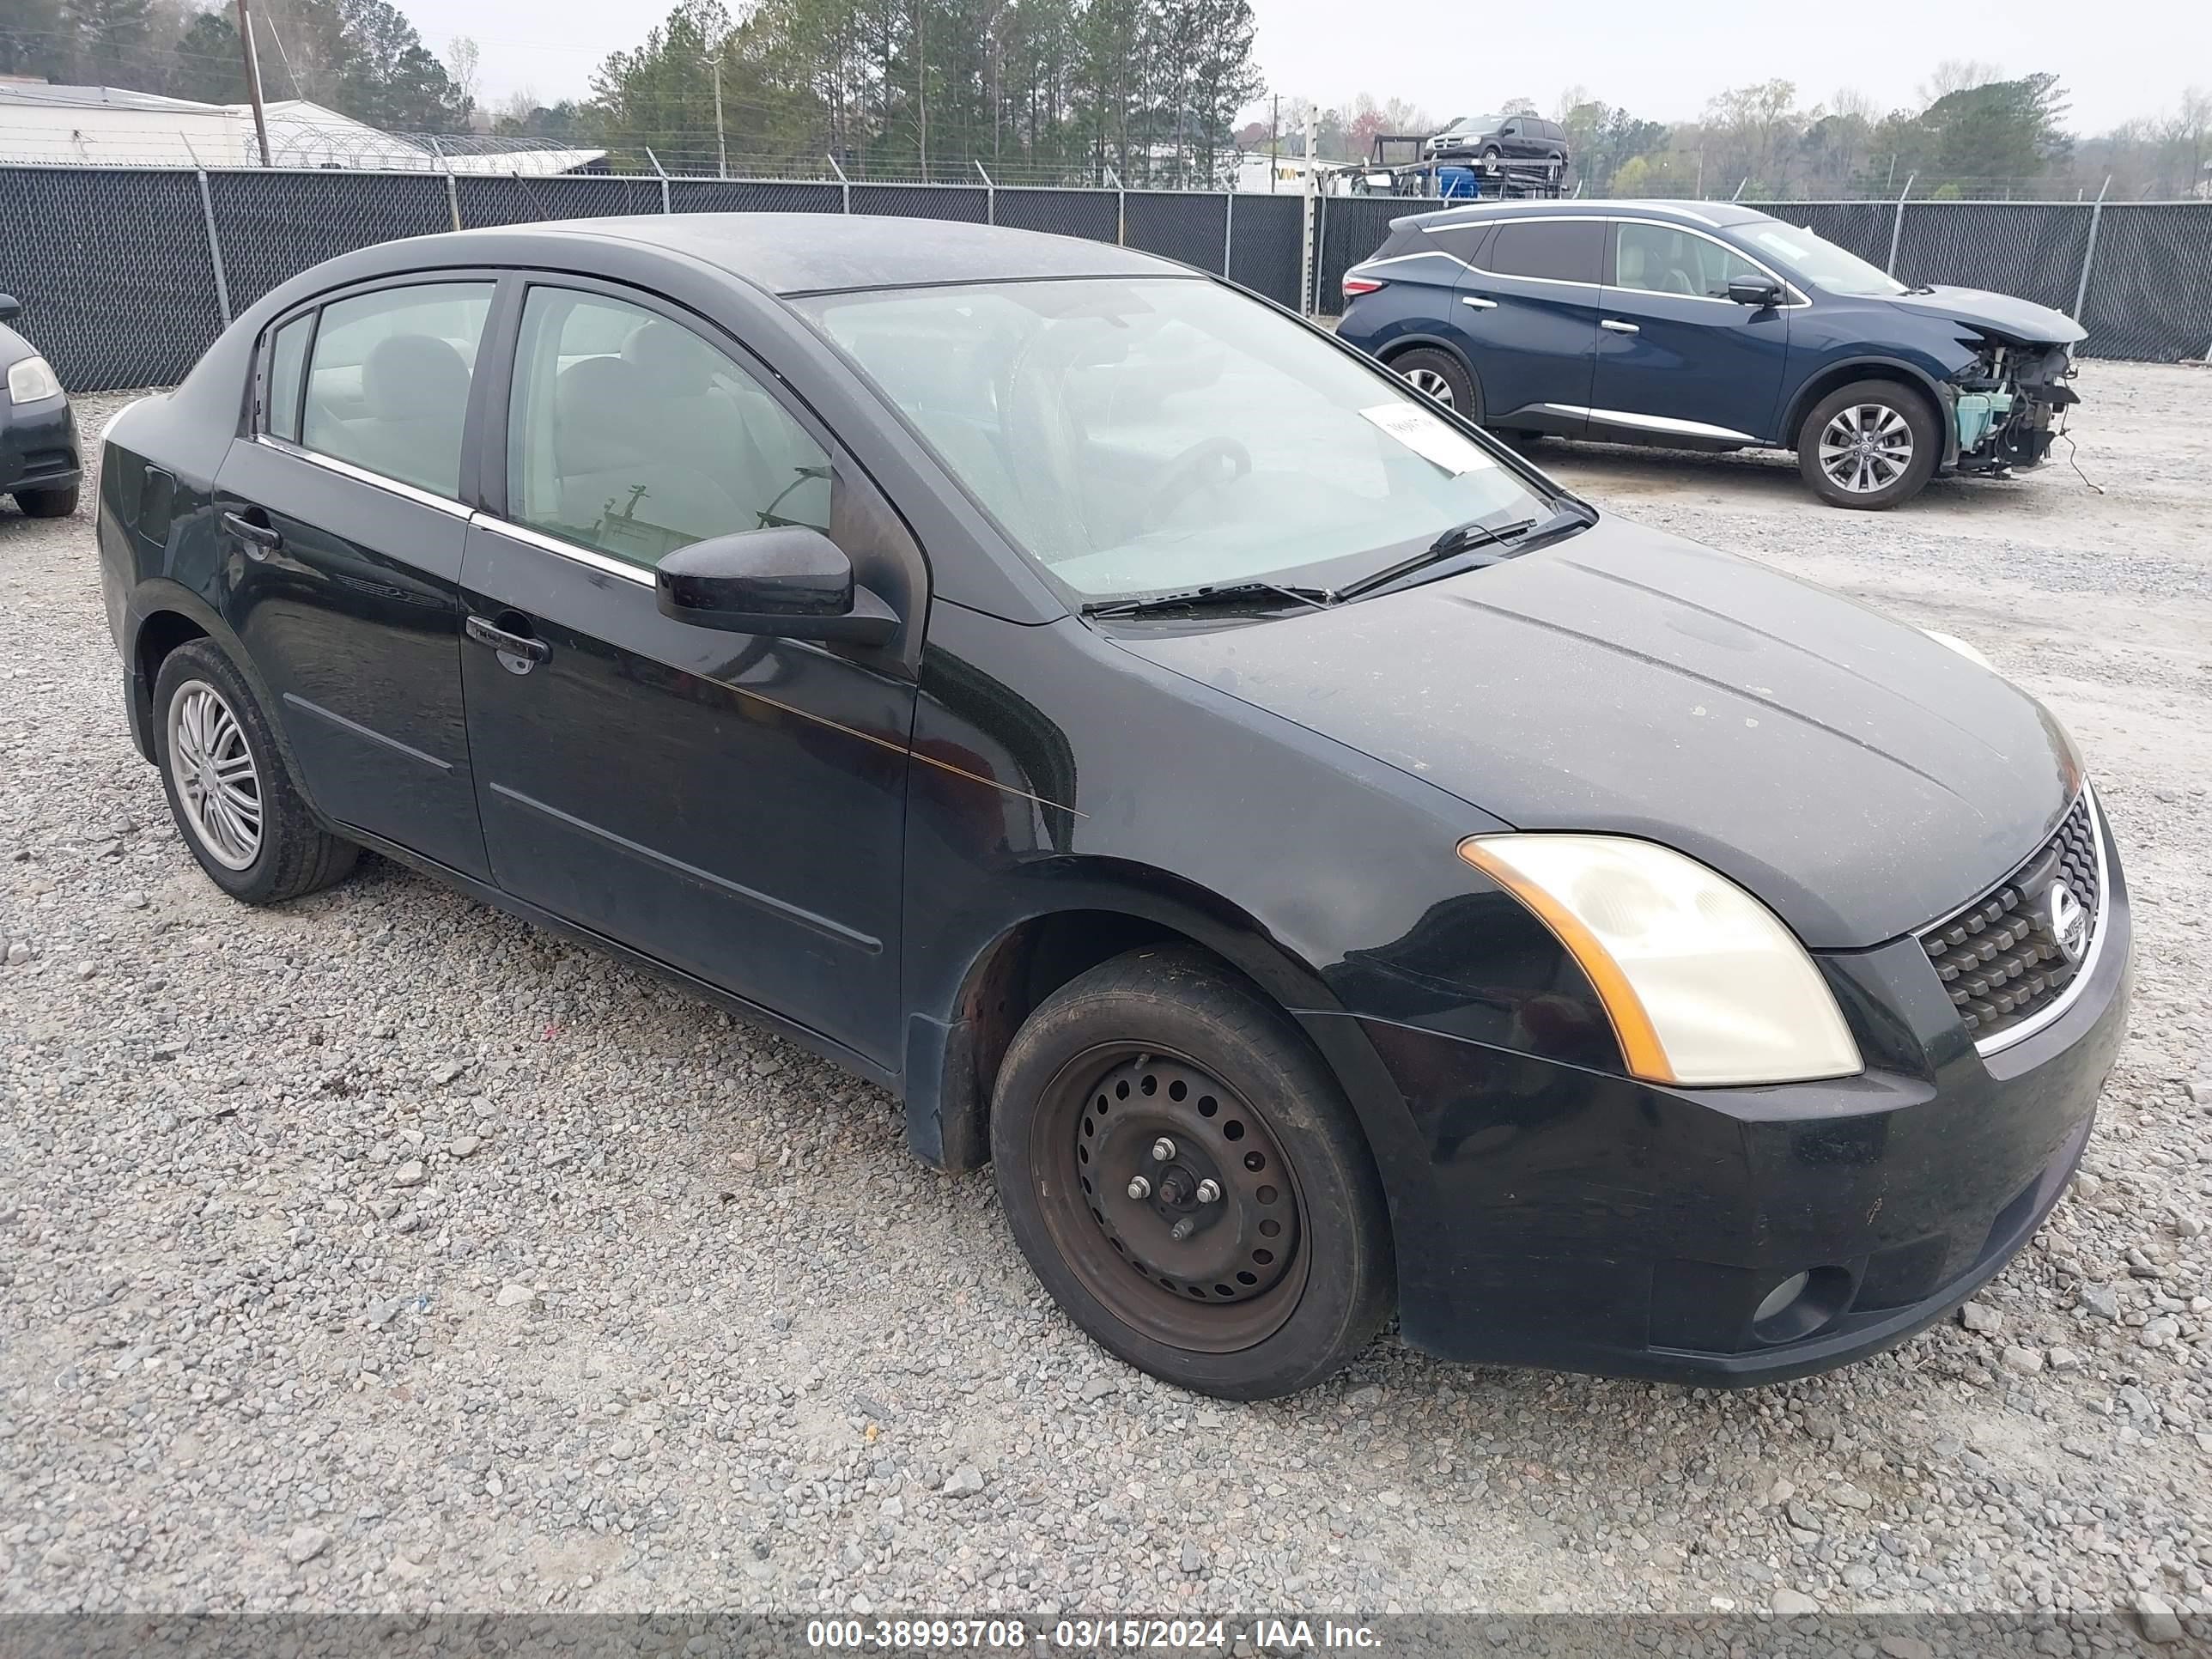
[{"x1": 95, "y1": 215, "x2": 2130, "y2": 1399}]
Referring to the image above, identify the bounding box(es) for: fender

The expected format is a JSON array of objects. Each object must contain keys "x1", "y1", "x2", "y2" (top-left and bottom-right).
[{"x1": 1778, "y1": 353, "x2": 1957, "y2": 463}]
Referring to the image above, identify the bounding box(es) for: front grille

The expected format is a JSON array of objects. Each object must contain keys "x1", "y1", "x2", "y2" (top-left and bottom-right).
[{"x1": 1918, "y1": 792, "x2": 2103, "y2": 1046}]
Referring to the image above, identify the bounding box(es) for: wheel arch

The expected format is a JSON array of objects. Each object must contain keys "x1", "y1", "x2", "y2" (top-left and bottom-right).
[
  {"x1": 1373, "y1": 333, "x2": 1485, "y2": 421},
  {"x1": 123, "y1": 581, "x2": 310, "y2": 793},
  {"x1": 1782, "y1": 357, "x2": 1950, "y2": 454}
]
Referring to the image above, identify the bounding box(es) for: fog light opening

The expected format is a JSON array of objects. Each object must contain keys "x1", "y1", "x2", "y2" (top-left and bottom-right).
[{"x1": 1750, "y1": 1265, "x2": 1853, "y2": 1346}]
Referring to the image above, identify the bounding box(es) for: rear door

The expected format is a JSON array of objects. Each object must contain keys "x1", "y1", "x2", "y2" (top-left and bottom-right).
[
  {"x1": 1453, "y1": 216, "x2": 1604, "y2": 433},
  {"x1": 213, "y1": 276, "x2": 495, "y2": 879},
  {"x1": 1589, "y1": 220, "x2": 1793, "y2": 444}
]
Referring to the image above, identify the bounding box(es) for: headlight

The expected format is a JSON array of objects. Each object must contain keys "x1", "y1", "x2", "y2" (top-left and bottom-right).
[
  {"x1": 1459, "y1": 835, "x2": 1863, "y2": 1086},
  {"x1": 1920, "y1": 628, "x2": 1992, "y2": 672},
  {"x1": 6, "y1": 355, "x2": 63, "y2": 404}
]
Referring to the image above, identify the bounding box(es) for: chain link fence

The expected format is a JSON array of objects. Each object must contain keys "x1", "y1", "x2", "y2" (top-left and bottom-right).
[{"x1": 3, "y1": 162, "x2": 2209, "y2": 392}]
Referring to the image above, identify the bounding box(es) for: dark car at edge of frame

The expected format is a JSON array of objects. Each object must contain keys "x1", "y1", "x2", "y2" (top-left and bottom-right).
[
  {"x1": 94, "y1": 214, "x2": 2130, "y2": 1399},
  {"x1": 1336, "y1": 199, "x2": 2087, "y2": 509},
  {"x1": 0, "y1": 291, "x2": 82, "y2": 520}
]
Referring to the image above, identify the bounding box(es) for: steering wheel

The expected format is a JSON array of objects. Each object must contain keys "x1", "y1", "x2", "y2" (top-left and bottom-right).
[{"x1": 1139, "y1": 437, "x2": 1252, "y2": 530}]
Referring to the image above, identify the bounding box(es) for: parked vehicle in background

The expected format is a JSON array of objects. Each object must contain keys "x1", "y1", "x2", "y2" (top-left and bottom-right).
[
  {"x1": 1336, "y1": 201, "x2": 2087, "y2": 508},
  {"x1": 0, "y1": 293, "x2": 81, "y2": 518},
  {"x1": 1423, "y1": 114, "x2": 1571, "y2": 173}
]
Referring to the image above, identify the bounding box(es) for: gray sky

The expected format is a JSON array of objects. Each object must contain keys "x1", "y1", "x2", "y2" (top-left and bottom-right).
[{"x1": 426, "y1": 0, "x2": 2206, "y2": 137}]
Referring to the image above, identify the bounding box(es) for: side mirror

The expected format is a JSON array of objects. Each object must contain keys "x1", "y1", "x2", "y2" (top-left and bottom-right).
[
  {"x1": 1727, "y1": 274, "x2": 1784, "y2": 307},
  {"x1": 0, "y1": 293, "x2": 21, "y2": 323},
  {"x1": 655, "y1": 526, "x2": 898, "y2": 645}
]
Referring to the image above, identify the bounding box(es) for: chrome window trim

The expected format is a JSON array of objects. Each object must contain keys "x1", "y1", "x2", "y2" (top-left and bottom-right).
[
  {"x1": 470, "y1": 513, "x2": 659, "y2": 587},
  {"x1": 252, "y1": 434, "x2": 473, "y2": 520},
  {"x1": 1528, "y1": 404, "x2": 1761, "y2": 444},
  {"x1": 1972, "y1": 784, "x2": 2112, "y2": 1058},
  {"x1": 1413, "y1": 212, "x2": 1809, "y2": 307}
]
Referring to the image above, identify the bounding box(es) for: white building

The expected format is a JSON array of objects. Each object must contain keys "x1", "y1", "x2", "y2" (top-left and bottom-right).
[{"x1": 0, "y1": 81, "x2": 603, "y2": 173}]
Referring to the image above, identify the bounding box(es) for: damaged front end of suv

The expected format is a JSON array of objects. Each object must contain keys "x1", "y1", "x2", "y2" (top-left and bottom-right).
[{"x1": 1943, "y1": 333, "x2": 2081, "y2": 478}]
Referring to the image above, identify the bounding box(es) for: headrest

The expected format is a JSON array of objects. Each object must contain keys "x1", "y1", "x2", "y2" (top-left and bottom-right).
[
  {"x1": 362, "y1": 333, "x2": 470, "y2": 422},
  {"x1": 622, "y1": 319, "x2": 716, "y2": 396}
]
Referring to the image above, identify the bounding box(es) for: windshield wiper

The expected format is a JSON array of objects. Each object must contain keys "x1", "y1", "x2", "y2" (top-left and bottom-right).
[
  {"x1": 1080, "y1": 580, "x2": 1336, "y2": 620},
  {"x1": 1332, "y1": 516, "x2": 1540, "y2": 604}
]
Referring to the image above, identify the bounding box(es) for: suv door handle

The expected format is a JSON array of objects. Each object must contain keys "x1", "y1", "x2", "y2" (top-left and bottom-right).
[
  {"x1": 1601, "y1": 319, "x2": 1640, "y2": 334},
  {"x1": 465, "y1": 613, "x2": 551, "y2": 672},
  {"x1": 222, "y1": 509, "x2": 283, "y2": 556},
  {"x1": 1461, "y1": 295, "x2": 1498, "y2": 311}
]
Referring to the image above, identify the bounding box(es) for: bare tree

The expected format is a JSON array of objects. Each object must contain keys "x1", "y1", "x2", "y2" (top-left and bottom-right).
[
  {"x1": 445, "y1": 33, "x2": 482, "y2": 113},
  {"x1": 1917, "y1": 59, "x2": 2002, "y2": 106}
]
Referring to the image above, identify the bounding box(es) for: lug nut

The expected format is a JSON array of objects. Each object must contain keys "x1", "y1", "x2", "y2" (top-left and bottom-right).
[
  {"x1": 1126, "y1": 1175, "x2": 1152, "y2": 1200},
  {"x1": 1170, "y1": 1217, "x2": 1197, "y2": 1242},
  {"x1": 1194, "y1": 1179, "x2": 1221, "y2": 1205},
  {"x1": 1151, "y1": 1137, "x2": 1176, "y2": 1162}
]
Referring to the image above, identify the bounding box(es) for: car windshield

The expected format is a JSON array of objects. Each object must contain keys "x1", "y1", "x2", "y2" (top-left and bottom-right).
[
  {"x1": 798, "y1": 277, "x2": 1557, "y2": 604},
  {"x1": 1735, "y1": 221, "x2": 1908, "y2": 297},
  {"x1": 1449, "y1": 114, "x2": 1498, "y2": 133}
]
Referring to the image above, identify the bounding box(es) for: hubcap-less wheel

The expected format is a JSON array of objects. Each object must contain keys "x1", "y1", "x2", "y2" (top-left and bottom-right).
[
  {"x1": 1036, "y1": 1047, "x2": 1308, "y2": 1352},
  {"x1": 1818, "y1": 403, "x2": 1915, "y2": 495},
  {"x1": 1401, "y1": 367, "x2": 1455, "y2": 408},
  {"x1": 167, "y1": 680, "x2": 263, "y2": 870}
]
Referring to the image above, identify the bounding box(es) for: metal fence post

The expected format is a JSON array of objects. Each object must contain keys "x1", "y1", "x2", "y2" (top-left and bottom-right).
[
  {"x1": 1887, "y1": 172, "x2": 1916, "y2": 275},
  {"x1": 191, "y1": 165, "x2": 232, "y2": 326},
  {"x1": 975, "y1": 160, "x2": 994, "y2": 225},
  {"x1": 1105, "y1": 166, "x2": 1124, "y2": 245},
  {"x1": 646, "y1": 149, "x2": 671, "y2": 213},
  {"x1": 828, "y1": 155, "x2": 850, "y2": 214},
  {"x1": 2073, "y1": 174, "x2": 2112, "y2": 322},
  {"x1": 1221, "y1": 189, "x2": 1234, "y2": 277}
]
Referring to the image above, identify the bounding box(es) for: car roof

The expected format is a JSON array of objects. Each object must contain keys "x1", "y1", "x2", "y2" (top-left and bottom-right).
[
  {"x1": 1400, "y1": 199, "x2": 1776, "y2": 233},
  {"x1": 446, "y1": 212, "x2": 1188, "y2": 297}
]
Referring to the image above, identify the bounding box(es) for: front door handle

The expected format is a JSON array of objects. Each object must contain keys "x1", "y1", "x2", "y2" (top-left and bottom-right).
[
  {"x1": 1461, "y1": 295, "x2": 1498, "y2": 311},
  {"x1": 1601, "y1": 319, "x2": 1641, "y2": 334},
  {"x1": 222, "y1": 509, "x2": 283, "y2": 557},
  {"x1": 465, "y1": 613, "x2": 551, "y2": 674}
]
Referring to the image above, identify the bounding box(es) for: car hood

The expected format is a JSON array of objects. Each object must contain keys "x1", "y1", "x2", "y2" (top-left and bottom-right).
[
  {"x1": 1112, "y1": 518, "x2": 2079, "y2": 949},
  {"x1": 1880, "y1": 284, "x2": 2087, "y2": 348}
]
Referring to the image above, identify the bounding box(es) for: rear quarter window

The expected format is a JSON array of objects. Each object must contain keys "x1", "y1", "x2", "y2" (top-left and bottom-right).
[{"x1": 1486, "y1": 220, "x2": 1604, "y2": 284}]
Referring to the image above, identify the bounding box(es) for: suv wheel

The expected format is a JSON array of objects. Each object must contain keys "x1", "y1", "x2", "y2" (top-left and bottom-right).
[
  {"x1": 1798, "y1": 380, "x2": 1938, "y2": 509},
  {"x1": 1389, "y1": 348, "x2": 1480, "y2": 421},
  {"x1": 990, "y1": 947, "x2": 1395, "y2": 1399},
  {"x1": 152, "y1": 639, "x2": 359, "y2": 903}
]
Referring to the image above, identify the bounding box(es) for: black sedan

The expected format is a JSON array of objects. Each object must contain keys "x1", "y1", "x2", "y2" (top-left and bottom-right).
[
  {"x1": 1, "y1": 292, "x2": 81, "y2": 518},
  {"x1": 94, "y1": 215, "x2": 2130, "y2": 1399}
]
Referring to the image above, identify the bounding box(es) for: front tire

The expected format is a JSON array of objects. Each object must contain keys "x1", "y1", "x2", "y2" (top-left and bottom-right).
[
  {"x1": 990, "y1": 946, "x2": 1395, "y2": 1399},
  {"x1": 1798, "y1": 380, "x2": 1938, "y2": 509},
  {"x1": 1389, "y1": 347, "x2": 1480, "y2": 422},
  {"x1": 152, "y1": 640, "x2": 358, "y2": 904},
  {"x1": 13, "y1": 484, "x2": 78, "y2": 518}
]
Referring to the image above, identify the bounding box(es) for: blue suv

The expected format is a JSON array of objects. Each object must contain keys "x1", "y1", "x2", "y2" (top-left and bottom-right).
[{"x1": 1336, "y1": 201, "x2": 2086, "y2": 509}]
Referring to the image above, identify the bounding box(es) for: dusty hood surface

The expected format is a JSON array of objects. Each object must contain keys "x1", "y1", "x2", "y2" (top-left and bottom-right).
[
  {"x1": 1882, "y1": 284, "x2": 2087, "y2": 348},
  {"x1": 1114, "y1": 518, "x2": 2078, "y2": 949}
]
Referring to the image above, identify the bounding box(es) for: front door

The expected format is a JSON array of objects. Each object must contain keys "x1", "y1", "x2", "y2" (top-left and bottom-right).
[
  {"x1": 215, "y1": 277, "x2": 495, "y2": 880},
  {"x1": 1453, "y1": 216, "x2": 1604, "y2": 434},
  {"x1": 1589, "y1": 221, "x2": 1792, "y2": 445},
  {"x1": 457, "y1": 279, "x2": 917, "y2": 1068}
]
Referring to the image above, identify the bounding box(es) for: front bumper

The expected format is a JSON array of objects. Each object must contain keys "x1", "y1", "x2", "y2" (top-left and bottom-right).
[
  {"x1": 0, "y1": 393, "x2": 82, "y2": 495},
  {"x1": 1325, "y1": 834, "x2": 2132, "y2": 1386}
]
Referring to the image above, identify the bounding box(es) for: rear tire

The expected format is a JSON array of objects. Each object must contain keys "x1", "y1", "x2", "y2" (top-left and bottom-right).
[
  {"x1": 1389, "y1": 347, "x2": 1480, "y2": 422},
  {"x1": 1797, "y1": 380, "x2": 1938, "y2": 509},
  {"x1": 13, "y1": 484, "x2": 78, "y2": 518},
  {"x1": 152, "y1": 639, "x2": 358, "y2": 905},
  {"x1": 990, "y1": 946, "x2": 1395, "y2": 1399}
]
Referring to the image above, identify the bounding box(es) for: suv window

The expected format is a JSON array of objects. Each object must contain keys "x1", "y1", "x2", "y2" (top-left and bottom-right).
[
  {"x1": 296, "y1": 282, "x2": 491, "y2": 498},
  {"x1": 507, "y1": 287, "x2": 831, "y2": 569},
  {"x1": 1486, "y1": 220, "x2": 1603, "y2": 283},
  {"x1": 1613, "y1": 222, "x2": 1764, "y2": 300}
]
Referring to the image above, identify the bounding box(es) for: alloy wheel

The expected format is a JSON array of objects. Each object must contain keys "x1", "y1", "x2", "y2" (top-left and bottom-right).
[
  {"x1": 1402, "y1": 368, "x2": 1455, "y2": 408},
  {"x1": 1033, "y1": 1045, "x2": 1308, "y2": 1352},
  {"x1": 167, "y1": 680, "x2": 263, "y2": 871},
  {"x1": 1818, "y1": 403, "x2": 1915, "y2": 495}
]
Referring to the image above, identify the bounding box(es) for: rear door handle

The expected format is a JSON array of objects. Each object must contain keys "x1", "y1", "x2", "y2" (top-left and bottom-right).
[
  {"x1": 1461, "y1": 295, "x2": 1498, "y2": 311},
  {"x1": 465, "y1": 613, "x2": 551, "y2": 672},
  {"x1": 222, "y1": 509, "x2": 283, "y2": 556},
  {"x1": 1601, "y1": 319, "x2": 1640, "y2": 334}
]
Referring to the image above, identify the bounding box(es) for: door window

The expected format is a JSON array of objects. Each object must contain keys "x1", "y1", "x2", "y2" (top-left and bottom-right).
[
  {"x1": 1612, "y1": 223, "x2": 1766, "y2": 300},
  {"x1": 298, "y1": 282, "x2": 492, "y2": 498},
  {"x1": 506, "y1": 287, "x2": 832, "y2": 569},
  {"x1": 1486, "y1": 220, "x2": 1604, "y2": 284},
  {"x1": 263, "y1": 313, "x2": 311, "y2": 443}
]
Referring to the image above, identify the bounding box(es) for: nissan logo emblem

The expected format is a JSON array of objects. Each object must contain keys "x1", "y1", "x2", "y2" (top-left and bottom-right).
[{"x1": 2045, "y1": 880, "x2": 2090, "y2": 964}]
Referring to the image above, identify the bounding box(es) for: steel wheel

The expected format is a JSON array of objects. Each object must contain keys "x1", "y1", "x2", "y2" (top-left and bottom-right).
[
  {"x1": 1402, "y1": 367, "x2": 1455, "y2": 408},
  {"x1": 166, "y1": 679, "x2": 263, "y2": 871},
  {"x1": 1817, "y1": 403, "x2": 1915, "y2": 495},
  {"x1": 1032, "y1": 1044, "x2": 1309, "y2": 1353}
]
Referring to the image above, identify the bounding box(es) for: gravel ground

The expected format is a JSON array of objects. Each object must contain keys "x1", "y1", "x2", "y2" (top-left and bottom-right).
[{"x1": 3, "y1": 365, "x2": 2209, "y2": 1630}]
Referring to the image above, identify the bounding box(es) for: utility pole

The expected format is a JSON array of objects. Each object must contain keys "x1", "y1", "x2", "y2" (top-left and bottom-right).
[
  {"x1": 234, "y1": 0, "x2": 272, "y2": 167},
  {"x1": 709, "y1": 55, "x2": 727, "y2": 179}
]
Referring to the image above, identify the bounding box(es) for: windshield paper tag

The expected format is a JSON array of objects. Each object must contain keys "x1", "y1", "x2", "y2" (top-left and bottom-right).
[{"x1": 1359, "y1": 403, "x2": 1495, "y2": 475}]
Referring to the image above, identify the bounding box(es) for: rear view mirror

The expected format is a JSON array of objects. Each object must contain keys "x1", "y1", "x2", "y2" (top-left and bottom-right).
[
  {"x1": 0, "y1": 293, "x2": 21, "y2": 323},
  {"x1": 1728, "y1": 274, "x2": 1784, "y2": 307},
  {"x1": 655, "y1": 526, "x2": 898, "y2": 646}
]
